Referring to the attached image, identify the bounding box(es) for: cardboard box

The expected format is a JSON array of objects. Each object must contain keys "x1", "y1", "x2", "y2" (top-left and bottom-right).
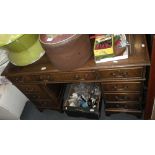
[{"x1": 93, "y1": 35, "x2": 114, "y2": 62}]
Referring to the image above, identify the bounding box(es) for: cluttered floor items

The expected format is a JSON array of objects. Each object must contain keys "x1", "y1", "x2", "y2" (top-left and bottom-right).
[{"x1": 63, "y1": 83, "x2": 102, "y2": 119}]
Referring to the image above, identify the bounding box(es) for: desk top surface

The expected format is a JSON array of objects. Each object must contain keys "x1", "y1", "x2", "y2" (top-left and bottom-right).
[{"x1": 2, "y1": 34, "x2": 150, "y2": 76}]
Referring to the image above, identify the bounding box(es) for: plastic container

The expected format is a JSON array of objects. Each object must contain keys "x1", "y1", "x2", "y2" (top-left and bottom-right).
[
  {"x1": 0, "y1": 34, "x2": 45, "y2": 66},
  {"x1": 39, "y1": 34, "x2": 92, "y2": 71}
]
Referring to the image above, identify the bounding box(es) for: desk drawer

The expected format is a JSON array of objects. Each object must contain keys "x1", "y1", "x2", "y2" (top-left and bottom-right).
[
  {"x1": 105, "y1": 102, "x2": 141, "y2": 110},
  {"x1": 32, "y1": 71, "x2": 96, "y2": 82},
  {"x1": 16, "y1": 84, "x2": 50, "y2": 100},
  {"x1": 25, "y1": 92, "x2": 48, "y2": 100},
  {"x1": 98, "y1": 67, "x2": 144, "y2": 80},
  {"x1": 105, "y1": 109, "x2": 142, "y2": 118},
  {"x1": 8, "y1": 75, "x2": 32, "y2": 83},
  {"x1": 102, "y1": 82, "x2": 143, "y2": 92},
  {"x1": 16, "y1": 84, "x2": 43, "y2": 94},
  {"x1": 104, "y1": 93, "x2": 141, "y2": 102}
]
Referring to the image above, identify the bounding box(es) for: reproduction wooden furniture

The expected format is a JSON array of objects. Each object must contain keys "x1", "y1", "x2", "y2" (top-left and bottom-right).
[{"x1": 2, "y1": 35, "x2": 150, "y2": 118}]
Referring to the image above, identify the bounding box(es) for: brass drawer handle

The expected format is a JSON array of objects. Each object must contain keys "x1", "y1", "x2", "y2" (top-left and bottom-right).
[
  {"x1": 75, "y1": 74, "x2": 88, "y2": 80},
  {"x1": 111, "y1": 72, "x2": 117, "y2": 77},
  {"x1": 113, "y1": 85, "x2": 128, "y2": 91},
  {"x1": 115, "y1": 95, "x2": 128, "y2": 101},
  {"x1": 40, "y1": 75, "x2": 50, "y2": 80},
  {"x1": 111, "y1": 71, "x2": 128, "y2": 78},
  {"x1": 119, "y1": 72, "x2": 128, "y2": 78}
]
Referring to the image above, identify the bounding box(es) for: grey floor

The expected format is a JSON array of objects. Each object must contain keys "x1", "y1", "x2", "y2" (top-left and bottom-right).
[{"x1": 20, "y1": 101, "x2": 141, "y2": 120}]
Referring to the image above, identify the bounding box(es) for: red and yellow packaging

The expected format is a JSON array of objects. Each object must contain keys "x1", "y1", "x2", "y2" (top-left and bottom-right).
[{"x1": 93, "y1": 35, "x2": 114, "y2": 62}]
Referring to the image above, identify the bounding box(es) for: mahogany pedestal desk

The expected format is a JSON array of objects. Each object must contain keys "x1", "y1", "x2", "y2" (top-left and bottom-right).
[{"x1": 2, "y1": 35, "x2": 150, "y2": 118}]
